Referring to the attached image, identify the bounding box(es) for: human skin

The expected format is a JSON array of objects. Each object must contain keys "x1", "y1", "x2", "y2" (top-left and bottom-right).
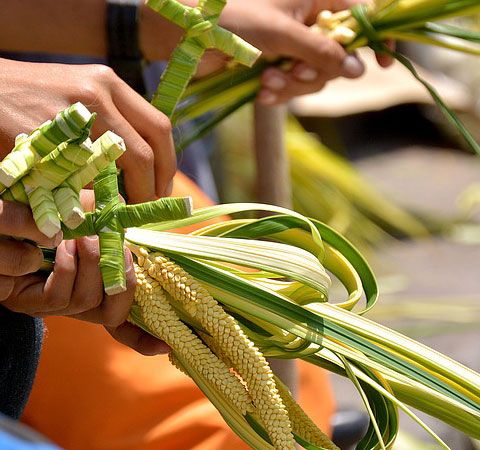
[
  {"x1": 0, "y1": 0, "x2": 391, "y2": 107},
  {"x1": 0, "y1": 58, "x2": 176, "y2": 204}
]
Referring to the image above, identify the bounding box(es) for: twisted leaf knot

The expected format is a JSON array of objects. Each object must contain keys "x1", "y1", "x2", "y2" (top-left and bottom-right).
[
  {"x1": 185, "y1": 8, "x2": 213, "y2": 37},
  {"x1": 350, "y1": 4, "x2": 384, "y2": 53}
]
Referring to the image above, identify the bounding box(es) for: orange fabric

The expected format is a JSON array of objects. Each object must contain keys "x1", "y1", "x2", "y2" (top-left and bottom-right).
[
  {"x1": 170, "y1": 171, "x2": 228, "y2": 234},
  {"x1": 21, "y1": 172, "x2": 335, "y2": 449}
]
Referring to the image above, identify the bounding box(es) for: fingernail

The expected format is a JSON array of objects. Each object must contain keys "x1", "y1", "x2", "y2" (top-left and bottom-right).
[
  {"x1": 257, "y1": 90, "x2": 277, "y2": 106},
  {"x1": 52, "y1": 232, "x2": 63, "y2": 248},
  {"x1": 342, "y1": 55, "x2": 365, "y2": 78},
  {"x1": 295, "y1": 66, "x2": 318, "y2": 82},
  {"x1": 124, "y1": 247, "x2": 133, "y2": 266},
  {"x1": 263, "y1": 74, "x2": 286, "y2": 91},
  {"x1": 45, "y1": 231, "x2": 63, "y2": 249},
  {"x1": 163, "y1": 180, "x2": 174, "y2": 197},
  {"x1": 65, "y1": 240, "x2": 77, "y2": 257}
]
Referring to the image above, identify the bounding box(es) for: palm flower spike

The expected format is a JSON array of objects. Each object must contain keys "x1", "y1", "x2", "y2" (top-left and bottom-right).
[{"x1": 146, "y1": 0, "x2": 261, "y2": 117}]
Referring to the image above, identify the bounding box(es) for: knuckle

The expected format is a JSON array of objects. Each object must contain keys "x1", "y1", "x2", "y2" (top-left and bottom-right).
[
  {"x1": 0, "y1": 201, "x2": 28, "y2": 234},
  {"x1": 133, "y1": 143, "x2": 155, "y2": 171},
  {"x1": 91, "y1": 64, "x2": 116, "y2": 83},
  {"x1": 87, "y1": 292, "x2": 104, "y2": 310},
  {"x1": 43, "y1": 291, "x2": 70, "y2": 312},
  {"x1": 153, "y1": 114, "x2": 173, "y2": 136},
  {"x1": 76, "y1": 83, "x2": 103, "y2": 107},
  {"x1": 75, "y1": 65, "x2": 116, "y2": 105},
  {"x1": 77, "y1": 237, "x2": 100, "y2": 264},
  {"x1": 9, "y1": 246, "x2": 41, "y2": 276}
]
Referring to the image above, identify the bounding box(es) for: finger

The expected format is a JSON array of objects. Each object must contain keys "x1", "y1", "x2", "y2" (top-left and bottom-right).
[
  {"x1": 273, "y1": 19, "x2": 351, "y2": 79},
  {"x1": 0, "y1": 275, "x2": 15, "y2": 301},
  {"x1": 164, "y1": 179, "x2": 174, "y2": 197},
  {"x1": 0, "y1": 200, "x2": 62, "y2": 247},
  {"x1": 106, "y1": 322, "x2": 171, "y2": 356},
  {"x1": 376, "y1": 40, "x2": 396, "y2": 68},
  {"x1": 259, "y1": 53, "x2": 365, "y2": 104},
  {"x1": 196, "y1": 50, "x2": 230, "y2": 78},
  {"x1": 258, "y1": 83, "x2": 326, "y2": 106},
  {"x1": 111, "y1": 79, "x2": 177, "y2": 199},
  {"x1": 4, "y1": 240, "x2": 77, "y2": 315},
  {"x1": 66, "y1": 236, "x2": 103, "y2": 315},
  {"x1": 1, "y1": 274, "x2": 46, "y2": 315},
  {"x1": 258, "y1": 66, "x2": 328, "y2": 105},
  {"x1": 38, "y1": 240, "x2": 78, "y2": 314},
  {"x1": 79, "y1": 189, "x2": 96, "y2": 212},
  {"x1": 91, "y1": 102, "x2": 157, "y2": 204},
  {"x1": 0, "y1": 239, "x2": 44, "y2": 276},
  {"x1": 75, "y1": 248, "x2": 136, "y2": 327},
  {"x1": 290, "y1": 56, "x2": 363, "y2": 84}
]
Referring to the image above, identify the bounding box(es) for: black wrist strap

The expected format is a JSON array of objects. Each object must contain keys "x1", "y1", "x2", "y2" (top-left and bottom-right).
[{"x1": 106, "y1": 0, "x2": 146, "y2": 94}]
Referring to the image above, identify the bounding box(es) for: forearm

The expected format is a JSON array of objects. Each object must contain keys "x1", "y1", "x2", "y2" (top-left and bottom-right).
[{"x1": 0, "y1": 0, "x2": 183, "y2": 61}]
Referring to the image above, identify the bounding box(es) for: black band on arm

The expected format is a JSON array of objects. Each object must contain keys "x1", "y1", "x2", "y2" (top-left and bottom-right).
[{"x1": 106, "y1": 0, "x2": 146, "y2": 94}]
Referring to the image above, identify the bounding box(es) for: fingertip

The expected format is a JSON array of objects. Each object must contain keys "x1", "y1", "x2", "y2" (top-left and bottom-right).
[
  {"x1": 341, "y1": 54, "x2": 365, "y2": 78},
  {"x1": 163, "y1": 180, "x2": 174, "y2": 197},
  {"x1": 79, "y1": 189, "x2": 96, "y2": 212},
  {"x1": 44, "y1": 231, "x2": 63, "y2": 249},
  {"x1": 292, "y1": 63, "x2": 319, "y2": 82},
  {"x1": 138, "y1": 336, "x2": 171, "y2": 356},
  {"x1": 262, "y1": 69, "x2": 287, "y2": 91},
  {"x1": 107, "y1": 322, "x2": 171, "y2": 356},
  {"x1": 0, "y1": 275, "x2": 15, "y2": 301},
  {"x1": 377, "y1": 53, "x2": 394, "y2": 68},
  {"x1": 257, "y1": 89, "x2": 278, "y2": 106},
  {"x1": 28, "y1": 245, "x2": 44, "y2": 273},
  {"x1": 124, "y1": 248, "x2": 136, "y2": 288},
  {"x1": 75, "y1": 235, "x2": 100, "y2": 261}
]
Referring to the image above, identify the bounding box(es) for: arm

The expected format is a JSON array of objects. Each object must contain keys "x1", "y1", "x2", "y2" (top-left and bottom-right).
[
  {"x1": 0, "y1": 0, "x2": 181, "y2": 61},
  {"x1": 0, "y1": 0, "x2": 384, "y2": 106}
]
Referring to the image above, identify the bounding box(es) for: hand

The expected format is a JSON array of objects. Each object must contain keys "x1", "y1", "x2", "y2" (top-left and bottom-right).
[
  {"x1": 215, "y1": 0, "x2": 393, "y2": 105},
  {"x1": 0, "y1": 58, "x2": 176, "y2": 203},
  {"x1": 0, "y1": 201, "x2": 62, "y2": 296},
  {"x1": 1, "y1": 234, "x2": 169, "y2": 356},
  {"x1": 0, "y1": 192, "x2": 169, "y2": 356}
]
